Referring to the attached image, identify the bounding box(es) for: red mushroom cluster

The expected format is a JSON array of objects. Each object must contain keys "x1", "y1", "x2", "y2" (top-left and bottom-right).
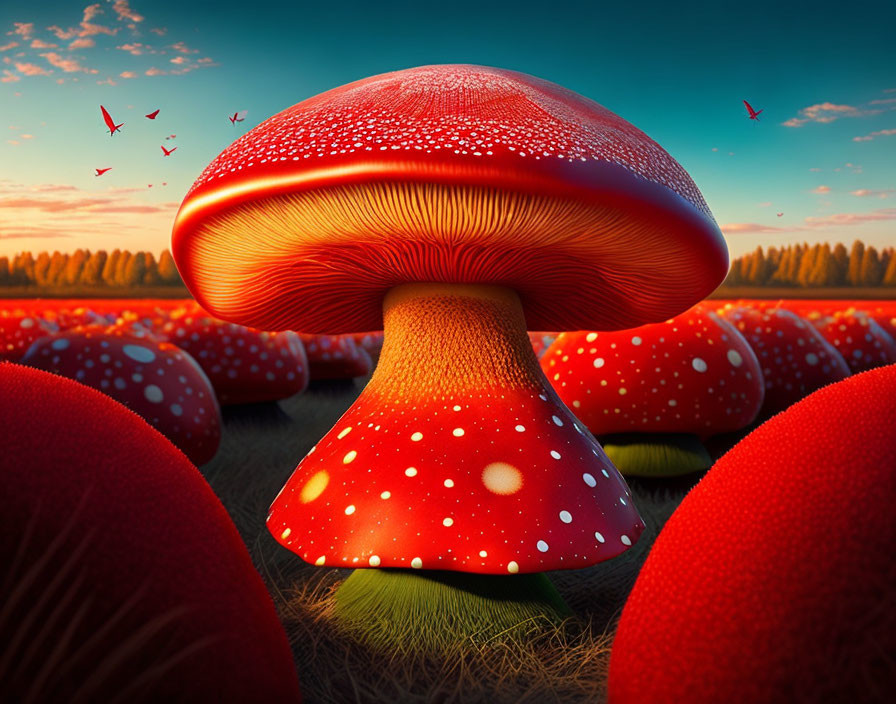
[
  {"x1": 811, "y1": 309, "x2": 896, "y2": 373},
  {"x1": 540, "y1": 305, "x2": 763, "y2": 475}
]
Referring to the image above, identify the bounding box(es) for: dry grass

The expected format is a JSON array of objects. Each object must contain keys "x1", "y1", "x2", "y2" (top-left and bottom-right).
[{"x1": 200, "y1": 378, "x2": 696, "y2": 703}]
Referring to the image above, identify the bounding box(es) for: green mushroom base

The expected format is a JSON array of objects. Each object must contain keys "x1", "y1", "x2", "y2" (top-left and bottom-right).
[
  {"x1": 600, "y1": 433, "x2": 712, "y2": 477},
  {"x1": 333, "y1": 568, "x2": 573, "y2": 653}
]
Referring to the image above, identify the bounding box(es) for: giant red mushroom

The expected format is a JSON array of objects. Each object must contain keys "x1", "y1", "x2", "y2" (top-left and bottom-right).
[{"x1": 171, "y1": 64, "x2": 728, "y2": 649}]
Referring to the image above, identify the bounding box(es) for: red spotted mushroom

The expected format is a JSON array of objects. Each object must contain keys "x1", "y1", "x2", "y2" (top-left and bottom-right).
[
  {"x1": 22, "y1": 327, "x2": 221, "y2": 465},
  {"x1": 608, "y1": 364, "x2": 896, "y2": 704},
  {"x1": 541, "y1": 305, "x2": 764, "y2": 476},
  {"x1": 0, "y1": 363, "x2": 301, "y2": 702},
  {"x1": 170, "y1": 64, "x2": 727, "y2": 648},
  {"x1": 299, "y1": 333, "x2": 373, "y2": 380},
  {"x1": 0, "y1": 311, "x2": 56, "y2": 361},
  {"x1": 812, "y1": 309, "x2": 896, "y2": 373},
  {"x1": 718, "y1": 304, "x2": 851, "y2": 418},
  {"x1": 160, "y1": 314, "x2": 309, "y2": 405}
]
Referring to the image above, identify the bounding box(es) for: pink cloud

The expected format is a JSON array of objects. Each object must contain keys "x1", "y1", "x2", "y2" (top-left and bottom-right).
[
  {"x1": 11, "y1": 23, "x2": 34, "y2": 40},
  {"x1": 68, "y1": 37, "x2": 95, "y2": 49},
  {"x1": 47, "y1": 25, "x2": 77, "y2": 41},
  {"x1": 96, "y1": 77, "x2": 116, "y2": 86},
  {"x1": 804, "y1": 208, "x2": 896, "y2": 227},
  {"x1": 757, "y1": 201, "x2": 772, "y2": 207},
  {"x1": 40, "y1": 52, "x2": 91, "y2": 73},
  {"x1": 150, "y1": 27, "x2": 167, "y2": 36},
  {"x1": 145, "y1": 67, "x2": 166, "y2": 76},
  {"x1": 15, "y1": 61, "x2": 52, "y2": 76},
  {"x1": 171, "y1": 41, "x2": 198, "y2": 54},
  {"x1": 849, "y1": 189, "x2": 895, "y2": 199},
  {"x1": 1, "y1": 70, "x2": 20, "y2": 83},
  {"x1": 869, "y1": 98, "x2": 896, "y2": 106},
  {"x1": 48, "y1": 5, "x2": 118, "y2": 42},
  {"x1": 29, "y1": 184, "x2": 78, "y2": 193},
  {"x1": 782, "y1": 102, "x2": 880, "y2": 127},
  {"x1": 853, "y1": 128, "x2": 896, "y2": 142},
  {"x1": 721, "y1": 223, "x2": 788, "y2": 234},
  {"x1": 0, "y1": 41, "x2": 19, "y2": 51},
  {"x1": 197, "y1": 57, "x2": 215, "y2": 64},
  {"x1": 810, "y1": 185, "x2": 831, "y2": 194},
  {"x1": 809, "y1": 167, "x2": 822, "y2": 172},
  {"x1": 119, "y1": 70, "x2": 137, "y2": 78},
  {"x1": 30, "y1": 39, "x2": 57, "y2": 49},
  {"x1": 112, "y1": 1, "x2": 144, "y2": 23},
  {"x1": 116, "y1": 42, "x2": 145, "y2": 55},
  {"x1": 170, "y1": 55, "x2": 187, "y2": 65}
]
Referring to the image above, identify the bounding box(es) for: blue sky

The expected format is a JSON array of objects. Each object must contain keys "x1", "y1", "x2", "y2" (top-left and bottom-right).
[{"x1": 1, "y1": 0, "x2": 894, "y2": 258}]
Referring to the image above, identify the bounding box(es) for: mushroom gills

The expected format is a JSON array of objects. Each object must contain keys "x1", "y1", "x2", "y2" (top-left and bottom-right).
[
  {"x1": 599, "y1": 433, "x2": 712, "y2": 477},
  {"x1": 333, "y1": 569, "x2": 572, "y2": 652}
]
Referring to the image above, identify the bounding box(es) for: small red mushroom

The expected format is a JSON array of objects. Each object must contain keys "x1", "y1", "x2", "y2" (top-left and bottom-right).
[
  {"x1": 349, "y1": 331, "x2": 385, "y2": 366},
  {"x1": 161, "y1": 314, "x2": 309, "y2": 404},
  {"x1": 812, "y1": 309, "x2": 896, "y2": 373},
  {"x1": 718, "y1": 304, "x2": 851, "y2": 418},
  {"x1": 0, "y1": 363, "x2": 301, "y2": 702},
  {"x1": 541, "y1": 305, "x2": 764, "y2": 475},
  {"x1": 609, "y1": 364, "x2": 896, "y2": 704},
  {"x1": 299, "y1": 333, "x2": 373, "y2": 380},
  {"x1": 0, "y1": 311, "x2": 56, "y2": 361},
  {"x1": 22, "y1": 328, "x2": 221, "y2": 465},
  {"x1": 529, "y1": 331, "x2": 558, "y2": 359}
]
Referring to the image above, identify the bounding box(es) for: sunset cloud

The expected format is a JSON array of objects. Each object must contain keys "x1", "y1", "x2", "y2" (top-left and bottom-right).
[
  {"x1": 111, "y1": 1, "x2": 144, "y2": 23},
  {"x1": 150, "y1": 27, "x2": 166, "y2": 36},
  {"x1": 68, "y1": 37, "x2": 95, "y2": 49},
  {"x1": 170, "y1": 55, "x2": 188, "y2": 65},
  {"x1": 119, "y1": 70, "x2": 137, "y2": 78},
  {"x1": 40, "y1": 52, "x2": 93, "y2": 73},
  {"x1": 721, "y1": 222, "x2": 789, "y2": 234},
  {"x1": 14, "y1": 61, "x2": 52, "y2": 76},
  {"x1": 48, "y1": 4, "x2": 117, "y2": 41},
  {"x1": 29, "y1": 38, "x2": 57, "y2": 49},
  {"x1": 11, "y1": 23, "x2": 34, "y2": 40},
  {"x1": 1, "y1": 70, "x2": 20, "y2": 83},
  {"x1": 171, "y1": 41, "x2": 199, "y2": 54},
  {"x1": 782, "y1": 102, "x2": 880, "y2": 127},
  {"x1": 852, "y1": 128, "x2": 896, "y2": 142},
  {"x1": 145, "y1": 67, "x2": 166, "y2": 76},
  {"x1": 849, "y1": 189, "x2": 895, "y2": 199},
  {"x1": 116, "y1": 42, "x2": 146, "y2": 55},
  {"x1": 804, "y1": 208, "x2": 896, "y2": 227},
  {"x1": 810, "y1": 185, "x2": 831, "y2": 194},
  {"x1": 0, "y1": 41, "x2": 19, "y2": 52}
]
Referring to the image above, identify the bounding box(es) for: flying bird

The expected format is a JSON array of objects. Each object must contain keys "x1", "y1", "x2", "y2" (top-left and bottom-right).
[
  {"x1": 165, "y1": 134, "x2": 176, "y2": 140},
  {"x1": 743, "y1": 100, "x2": 763, "y2": 121},
  {"x1": 95, "y1": 167, "x2": 112, "y2": 176},
  {"x1": 100, "y1": 105, "x2": 123, "y2": 136},
  {"x1": 161, "y1": 145, "x2": 177, "y2": 156},
  {"x1": 229, "y1": 110, "x2": 247, "y2": 124},
  {"x1": 145, "y1": 109, "x2": 160, "y2": 119}
]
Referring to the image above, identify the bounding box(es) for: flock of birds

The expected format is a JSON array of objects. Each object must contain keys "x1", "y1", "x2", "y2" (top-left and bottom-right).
[{"x1": 93, "y1": 105, "x2": 247, "y2": 185}]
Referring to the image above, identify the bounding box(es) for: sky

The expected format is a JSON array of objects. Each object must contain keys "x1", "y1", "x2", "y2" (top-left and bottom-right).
[{"x1": 0, "y1": 0, "x2": 894, "y2": 260}]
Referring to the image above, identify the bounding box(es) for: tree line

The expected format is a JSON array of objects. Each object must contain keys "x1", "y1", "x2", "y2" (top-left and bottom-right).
[
  {"x1": 723, "y1": 241, "x2": 896, "y2": 288},
  {"x1": 0, "y1": 249, "x2": 186, "y2": 289}
]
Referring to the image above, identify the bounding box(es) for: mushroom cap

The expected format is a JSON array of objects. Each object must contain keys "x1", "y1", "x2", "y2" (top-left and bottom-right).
[
  {"x1": 0, "y1": 363, "x2": 301, "y2": 701},
  {"x1": 608, "y1": 364, "x2": 896, "y2": 703},
  {"x1": 541, "y1": 305, "x2": 764, "y2": 437},
  {"x1": 718, "y1": 305, "x2": 851, "y2": 417},
  {"x1": 172, "y1": 64, "x2": 727, "y2": 334},
  {"x1": 812, "y1": 310, "x2": 896, "y2": 374}
]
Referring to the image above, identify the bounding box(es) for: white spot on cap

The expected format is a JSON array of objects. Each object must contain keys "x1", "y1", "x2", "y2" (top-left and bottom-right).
[
  {"x1": 550, "y1": 450, "x2": 561, "y2": 459},
  {"x1": 552, "y1": 415, "x2": 564, "y2": 426},
  {"x1": 586, "y1": 332, "x2": 598, "y2": 342},
  {"x1": 593, "y1": 357, "x2": 605, "y2": 368},
  {"x1": 380, "y1": 491, "x2": 391, "y2": 499},
  {"x1": 411, "y1": 431, "x2": 423, "y2": 442},
  {"x1": 559, "y1": 510, "x2": 572, "y2": 523},
  {"x1": 144, "y1": 385, "x2": 163, "y2": 403},
  {"x1": 20, "y1": 318, "x2": 35, "y2": 329},
  {"x1": 442, "y1": 517, "x2": 454, "y2": 527},
  {"x1": 369, "y1": 555, "x2": 381, "y2": 567},
  {"x1": 515, "y1": 424, "x2": 526, "y2": 432},
  {"x1": 536, "y1": 540, "x2": 549, "y2": 552},
  {"x1": 314, "y1": 556, "x2": 326, "y2": 566},
  {"x1": 343, "y1": 450, "x2": 357, "y2": 464},
  {"x1": 345, "y1": 505, "x2": 356, "y2": 515},
  {"x1": 583, "y1": 473, "x2": 597, "y2": 487},
  {"x1": 727, "y1": 349, "x2": 744, "y2": 367},
  {"x1": 444, "y1": 478, "x2": 455, "y2": 488},
  {"x1": 692, "y1": 357, "x2": 707, "y2": 373},
  {"x1": 482, "y1": 462, "x2": 523, "y2": 495},
  {"x1": 280, "y1": 528, "x2": 291, "y2": 540},
  {"x1": 621, "y1": 535, "x2": 632, "y2": 546},
  {"x1": 170, "y1": 404, "x2": 183, "y2": 416},
  {"x1": 51, "y1": 338, "x2": 70, "y2": 351},
  {"x1": 452, "y1": 404, "x2": 462, "y2": 411},
  {"x1": 405, "y1": 467, "x2": 418, "y2": 477},
  {"x1": 595, "y1": 532, "x2": 605, "y2": 543},
  {"x1": 337, "y1": 426, "x2": 352, "y2": 439},
  {"x1": 123, "y1": 344, "x2": 155, "y2": 363},
  {"x1": 805, "y1": 353, "x2": 819, "y2": 365},
  {"x1": 452, "y1": 428, "x2": 464, "y2": 437},
  {"x1": 411, "y1": 557, "x2": 423, "y2": 569},
  {"x1": 507, "y1": 561, "x2": 519, "y2": 573},
  {"x1": 631, "y1": 336, "x2": 642, "y2": 346}
]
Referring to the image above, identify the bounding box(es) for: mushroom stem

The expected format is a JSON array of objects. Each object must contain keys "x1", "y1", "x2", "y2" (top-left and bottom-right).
[
  {"x1": 600, "y1": 433, "x2": 713, "y2": 477},
  {"x1": 334, "y1": 569, "x2": 572, "y2": 652},
  {"x1": 373, "y1": 283, "x2": 544, "y2": 399}
]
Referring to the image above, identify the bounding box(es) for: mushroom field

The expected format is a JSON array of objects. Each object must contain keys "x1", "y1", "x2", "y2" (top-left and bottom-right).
[{"x1": 1, "y1": 295, "x2": 894, "y2": 702}]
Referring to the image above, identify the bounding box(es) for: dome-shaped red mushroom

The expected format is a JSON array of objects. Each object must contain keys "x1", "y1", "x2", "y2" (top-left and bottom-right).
[
  {"x1": 541, "y1": 305, "x2": 763, "y2": 475},
  {"x1": 718, "y1": 304, "x2": 851, "y2": 418},
  {"x1": 812, "y1": 309, "x2": 896, "y2": 373},
  {"x1": 608, "y1": 364, "x2": 896, "y2": 703},
  {"x1": 0, "y1": 363, "x2": 301, "y2": 702},
  {"x1": 171, "y1": 64, "x2": 728, "y2": 648}
]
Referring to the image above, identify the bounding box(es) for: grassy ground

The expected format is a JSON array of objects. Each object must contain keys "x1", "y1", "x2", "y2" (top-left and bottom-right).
[{"x1": 202, "y1": 377, "x2": 700, "y2": 703}]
